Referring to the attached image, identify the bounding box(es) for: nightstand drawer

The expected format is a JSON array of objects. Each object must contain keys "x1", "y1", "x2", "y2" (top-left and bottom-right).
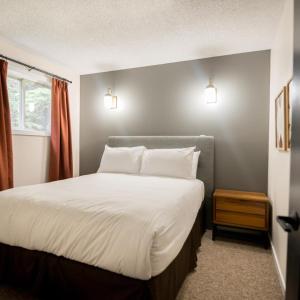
[
  {"x1": 215, "y1": 210, "x2": 266, "y2": 230},
  {"x1": 215, "y1": 197, "x2": 266, "y2": 215}
]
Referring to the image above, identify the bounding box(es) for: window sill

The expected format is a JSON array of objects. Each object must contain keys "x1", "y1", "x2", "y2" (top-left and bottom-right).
[{"x1": 12, "y1": 130, "x2": 50, "y2": 137}]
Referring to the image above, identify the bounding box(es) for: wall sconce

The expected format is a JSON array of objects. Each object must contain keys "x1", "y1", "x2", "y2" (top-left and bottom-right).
[
  {"x1": 104, "y1": 88, "x2": 117, "y2": 109},
  {"x1": 205, "y1": 80, "x2": 217, "y2": 104}
]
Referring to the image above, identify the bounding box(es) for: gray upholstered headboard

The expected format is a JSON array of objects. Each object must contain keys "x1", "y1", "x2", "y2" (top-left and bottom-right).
[{"x1": 108, "y1": 135, "x2": 215, "y2": 199}]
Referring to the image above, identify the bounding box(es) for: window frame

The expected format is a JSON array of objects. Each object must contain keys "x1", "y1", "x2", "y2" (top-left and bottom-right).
[{"x1": 8, "y1": 75, "x2": 52, "y2": 137}]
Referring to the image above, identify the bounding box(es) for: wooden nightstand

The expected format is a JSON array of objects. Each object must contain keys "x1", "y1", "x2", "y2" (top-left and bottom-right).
[{"x1": 212, "y1": 189, "x2": 270, "y2": 248}]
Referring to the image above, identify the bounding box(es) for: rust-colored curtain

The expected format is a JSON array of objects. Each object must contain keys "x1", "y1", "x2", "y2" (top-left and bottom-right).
[
  {"x1": 48, "y1": 78, "x2": 73, "y2": 181},
  {"x1": 0, "y1": 60, "x2": 13, "y2": 191}
]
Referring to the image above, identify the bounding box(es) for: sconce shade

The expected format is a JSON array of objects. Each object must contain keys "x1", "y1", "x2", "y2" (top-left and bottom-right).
[
  {"x1": 104, "y1": 88, "x2": 117, "y2": 109},
  {"x1": 205, "y1": 84, "x2": 217, "y2": 104}
]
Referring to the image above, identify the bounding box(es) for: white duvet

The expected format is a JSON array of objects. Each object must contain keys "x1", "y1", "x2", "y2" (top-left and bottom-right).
[{"x1": 0, "y1": 173, "x2": 204, "y2": 280}]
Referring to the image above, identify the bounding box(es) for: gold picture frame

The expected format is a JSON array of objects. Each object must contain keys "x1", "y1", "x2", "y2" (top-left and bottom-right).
[{"x1": 275, "y1": 87, "x2": 289, "y2": 151}]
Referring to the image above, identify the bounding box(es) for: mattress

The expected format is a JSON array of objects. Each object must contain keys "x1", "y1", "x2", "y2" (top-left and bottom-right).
[{"x1": 0, "y1": 173, "x2": 205, "y2": 280}]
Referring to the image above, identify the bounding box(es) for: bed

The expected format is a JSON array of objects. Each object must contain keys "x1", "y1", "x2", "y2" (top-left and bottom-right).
[{"x1": 0, "y1": 135, "x2": 214, "y2": 300}]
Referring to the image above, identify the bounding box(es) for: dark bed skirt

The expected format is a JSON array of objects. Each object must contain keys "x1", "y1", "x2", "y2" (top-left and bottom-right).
[{"x1": 0, "y1": 202, "x2": 205, "y2": 300}]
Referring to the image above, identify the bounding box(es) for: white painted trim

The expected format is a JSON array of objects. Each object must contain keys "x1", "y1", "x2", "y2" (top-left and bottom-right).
[
  {"x1": 12, "y1": 129, "x2": 50, "y2": 137},
  {"x1": 270, "y1": 239, "x2": 286, "y2": 294}
]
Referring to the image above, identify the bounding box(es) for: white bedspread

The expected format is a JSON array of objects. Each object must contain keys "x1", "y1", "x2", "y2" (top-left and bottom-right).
[{"x1": 0, "y1": 173, "x2": 204, "y2": 280}]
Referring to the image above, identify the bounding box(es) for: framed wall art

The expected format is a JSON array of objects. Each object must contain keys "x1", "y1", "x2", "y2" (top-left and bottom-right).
[
  {"x1": 286, "y1": 79, "x2": 293, "y2": 149},
  {"x1": 275, "y1": 87, "x2": 288, "y2": 151}
]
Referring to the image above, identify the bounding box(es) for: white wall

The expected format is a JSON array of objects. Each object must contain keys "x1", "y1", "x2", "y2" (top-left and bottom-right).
[
  {"x1": 268, "y1": 0, "x2": 293, "y2": 290},
  {"x1": 0, "y1": 36, "x2": 80, "y2": 186}
]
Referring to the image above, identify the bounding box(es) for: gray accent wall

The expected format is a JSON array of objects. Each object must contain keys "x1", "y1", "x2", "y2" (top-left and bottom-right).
[{"x1": 80, "y1": 50, "x2": 270, "y2": 193}]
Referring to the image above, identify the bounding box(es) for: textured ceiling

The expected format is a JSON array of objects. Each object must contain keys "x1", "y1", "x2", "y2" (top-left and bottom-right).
[{"x1": 0, "y1": 0, "x2": 284, "y2": 74}]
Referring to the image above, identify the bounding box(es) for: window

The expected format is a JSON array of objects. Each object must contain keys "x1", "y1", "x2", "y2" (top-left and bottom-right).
[{"x1": 7, "y1": 77, "x2": 51, "y2": 136}]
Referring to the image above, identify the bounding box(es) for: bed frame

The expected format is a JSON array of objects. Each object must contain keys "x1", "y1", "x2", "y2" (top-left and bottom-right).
[{"x1": 0, "y1": 135, "x2": 214, "y2": 300}]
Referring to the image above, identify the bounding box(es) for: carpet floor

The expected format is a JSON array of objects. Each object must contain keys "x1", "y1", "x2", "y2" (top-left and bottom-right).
[
  {"x1": 177, "y1": 230, "x2": 284, "y2": 300},
  {"x1": 0, "y1": 231, "x2": 284, "y2": 300}
]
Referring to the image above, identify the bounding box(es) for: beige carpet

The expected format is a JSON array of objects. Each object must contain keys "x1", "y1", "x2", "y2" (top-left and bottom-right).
[
  {"x1": 177, "y1": 231, "x2": 284, "y2": 300},
  {"x1": 0, "y1": 231, "x2": 284, "y2": 300}
]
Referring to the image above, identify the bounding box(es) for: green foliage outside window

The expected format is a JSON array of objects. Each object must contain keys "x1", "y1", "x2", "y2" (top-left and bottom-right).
[
  {"x1": 24, "y1": 80, "x2": 51, "y2": 131},
  {"x1": 7, "y1": 77, "x2": 51, "y2": 133},
  {"x1": 7, "y1": 77, "x2": 20, "y2": 128}
]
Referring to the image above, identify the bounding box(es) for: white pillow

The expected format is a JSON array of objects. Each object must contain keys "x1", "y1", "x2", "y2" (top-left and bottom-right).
[
  {"x1": 98, "y1": 145, "x2": 146, "y2": 174},
  {"x1": 191, "y1": 151, "x2": 201, "y2": 179},
  {"x1": 140, "y1": 147, "x2": 195, "y2": 179}
]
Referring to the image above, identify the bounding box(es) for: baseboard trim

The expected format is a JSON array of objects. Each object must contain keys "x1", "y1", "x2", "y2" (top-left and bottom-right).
[{"x1": 270, "y1": 239, "x2": 286, "y2": 294}]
